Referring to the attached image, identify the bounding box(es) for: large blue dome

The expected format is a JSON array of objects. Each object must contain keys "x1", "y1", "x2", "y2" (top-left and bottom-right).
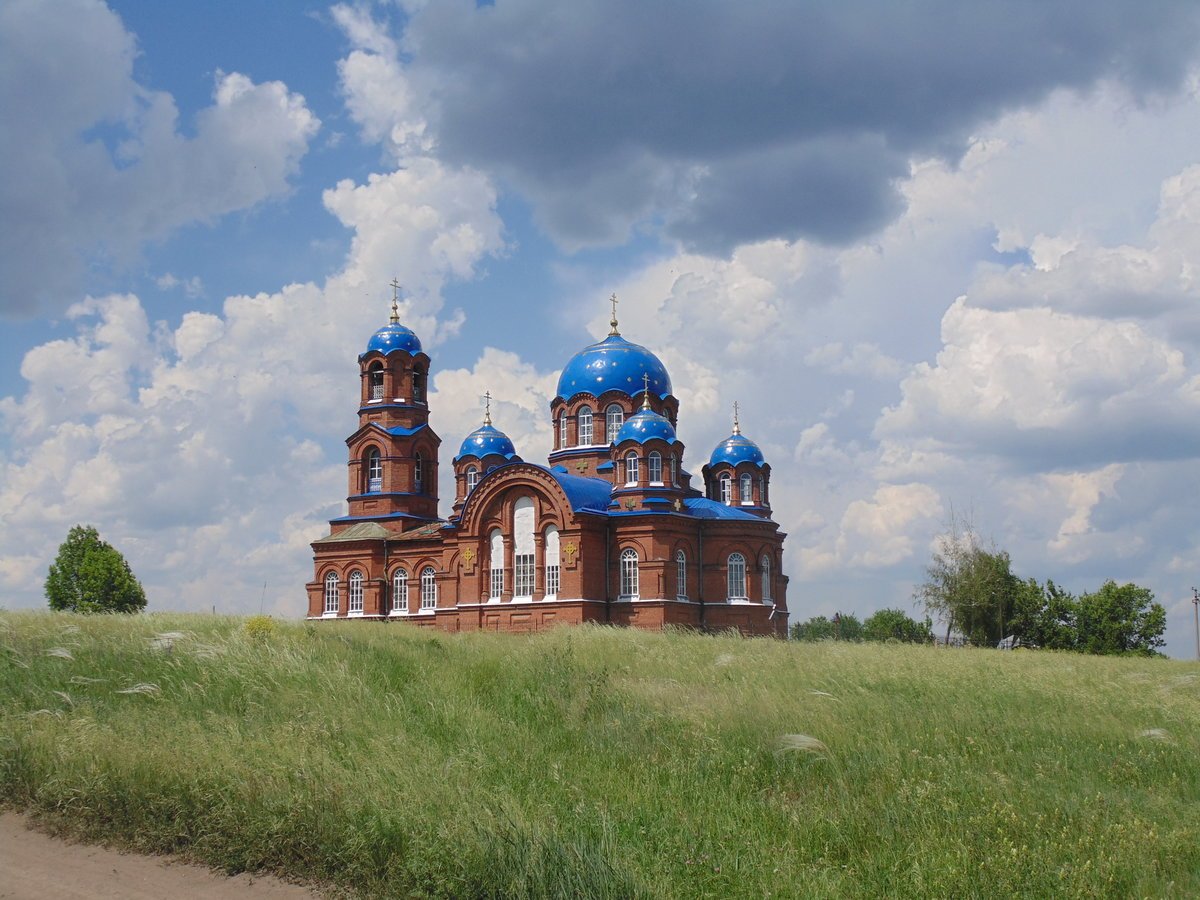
[
  {"x1": 363, "y1": 321, "x2": 422, "y2": 357},
  {"x1": 709, "y1": 432, "x2": 766, "y2": 468},
  {"x1": 455, "y1": 423, "x2": 517, "y2": 461},
  {"x1": 615, "y1": 408, "x2": 679, "y2": 445},
  {"x1": 556, "y1": 334, "x2": 672, "y2": 401}
]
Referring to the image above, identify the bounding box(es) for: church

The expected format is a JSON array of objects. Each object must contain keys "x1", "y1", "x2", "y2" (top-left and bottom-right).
[{"x1": 305, "y1": 292, "x2": 789, "y2": 637}]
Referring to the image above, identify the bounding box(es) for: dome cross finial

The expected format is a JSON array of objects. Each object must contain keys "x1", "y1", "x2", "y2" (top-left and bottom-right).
[
  {"x1": 483, "y1": 390, "x2": 493, "y2": 426},
  {"x1": 642, "y1": 371, "x2": 652, "y2": 410},
  {"x1": 733, "y1": 400, "x2": 741, "y2": 435},
  {"x1": 389, "y1": 278, "x2": 402, "y2": 324},
  {"x1": 609, "y1": 293, "x2": 620, "y2": 336}
]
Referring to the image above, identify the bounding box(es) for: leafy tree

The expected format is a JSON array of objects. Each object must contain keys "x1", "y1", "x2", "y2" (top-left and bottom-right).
[
  {"x1": 1075, "y1": 581, "x2": 1166, "y2": 656},
  {"x1": 1009, "y1": 579, "x2": 1078, "y2": 650},
  {"x1": 863, "y1": 608, "x2": 934, "y2": 644},
  {"x1": 791, "y1": 613, "x2": 863, "y2": 642},
  {"x1": 915, "y1": 516, "x2": 1021, "y2": 646},
  {"x1": 45, "y1": 525, "x2": 147, "y2": 613}
]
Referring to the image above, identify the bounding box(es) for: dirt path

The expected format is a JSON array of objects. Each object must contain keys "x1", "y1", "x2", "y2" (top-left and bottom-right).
[{"x1": 0, "y1": 812, "x2": 321, "y2": 899}]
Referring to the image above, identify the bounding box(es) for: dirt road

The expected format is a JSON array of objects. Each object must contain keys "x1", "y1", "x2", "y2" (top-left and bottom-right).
[{"x1": 0, "y1": 812, "x2": 320, "y2": 899}]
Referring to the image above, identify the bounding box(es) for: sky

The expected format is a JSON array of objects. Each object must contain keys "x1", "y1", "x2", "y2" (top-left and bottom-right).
[{"x1": 1, "y1": 0, "x2": 1198, "y2": 657}]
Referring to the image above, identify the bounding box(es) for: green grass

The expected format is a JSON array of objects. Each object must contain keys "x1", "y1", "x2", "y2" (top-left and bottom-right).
[{"x1": 2, "y1": 611, "x2": 1198, "y2": 898}]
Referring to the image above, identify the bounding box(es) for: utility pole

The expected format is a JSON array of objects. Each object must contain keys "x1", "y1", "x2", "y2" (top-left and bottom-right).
[{"x1": 1193, "y1": 587, "x2": 1199, "y2": 661}]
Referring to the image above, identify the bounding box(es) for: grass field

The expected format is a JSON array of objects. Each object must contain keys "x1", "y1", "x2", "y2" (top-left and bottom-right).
[{"x1": 1, "y1": 611, "x2": 1197, "y2": 898}]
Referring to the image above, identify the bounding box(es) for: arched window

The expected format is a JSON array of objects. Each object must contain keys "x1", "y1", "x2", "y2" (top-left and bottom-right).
[
  {"x1": 489, "y1": 530, "x2": 505, "y2": 600},
  {"x1": 648, "y1": 451, "x2": 663, "y2": 484},
  {"x1": 392, "y1": 569, "x2": 408, "y2": 615},
  {"x1": 727, "y1": 553, "x2": 747, "y2": 601},
  {"x1": 366, "y1": 448, "x2": 382, "y2": 493},
  {"x1": 676, "y1": 549, "x2": 687, "y2": 600},
  {"x1": 513, "y1": 496, "x2": 536, "y2": 599},
  {"x1": 323, "y1": 572, "x2": 339, "y2": 615},
  {"x1": 348, "y1": 570, "x2": 364, "y2": 614},
  {"x1": 606, "y1": 404, "x2": 624, "y2": 443},
  {"x1": 620, "y1": 548, "x2": 639, "y2": 599},
  {"x1": 544, "y1": 526, "x2": 560, "y2": 599},
  {"x1": 558, "y1": 413, "x2": 568, "y2": 449},
  {"x1": 625, "y1": 452, "x2": 640, "y2": 486},
  {"x1": 740, "y1": 473, "x2": 753, "y2": 505},
  {"x1": 761, "y1": 555, "x2": 772, "y2": 603},
  {"x1": 719, "y1": 472, "x2": 733, "y2": 505},
  {"x1": 368, "y1": 363, "x2": 384, "y2": 400},
  {"x1": 414, "y1": 452, "x2": 423, "y2": 494},
  {"x1": 412, "y1": 367, "x2": 426, "y2": 403},
  {"x1": 670, "y1": 454, "x2": 678, "y2": 485},
  {"x1": 466, "y1": 466, "x2": 479, "y2": 494},
  {"x1": 759, "y1": 475, "x2": 767, "y2": 505},
  {"x1": 578, "y1": 406, "x2": 593, "y2": 444},
  {"x1": 420, "y1": 566, "x2": 437, "y2": 610}
]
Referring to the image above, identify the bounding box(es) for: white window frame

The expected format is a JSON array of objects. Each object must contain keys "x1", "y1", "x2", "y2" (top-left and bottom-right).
[
  {"x1": 514, "y1": 553, "x2": 535, "y2": 600},
  {"x1": 544, "y1": 526, "x2": 560, "y2": 600},
  {"x1": 648, "y1": 451, "x2": 663, "y2": 484},
  {"x1": 625, "y1": 452, "x2": 639, "y2": 486},
  {"x1": 489, "y1": 530, "x2": 504, "y2": 601},
  {"x1": 348, "y1": 570, "x2": 364, "y2": 615},
  {"x1": 369, "y1": 364, "x2": 384, "y2": 401},
  {"x1": 559, "y1": 413, "x2": 568, "y2": 449},
  {"x1": 577, "y1": 405, "x2": 593, "y2": 445},
  {"x1": 466, "y1": 466, "x2": 479, "y2": 493},
  {"x1": 619, "y1": 548, "x2": 639, "y2": 600},
  {"x1": 676, "y1": 549, "x2": 687, "y2": 601},
  {"x1": 740, "y1": 473, "x2": 754, "y2": 505},
  {"x1": 420, "y1": 566, "x2": 437, "y2": 611},
  {"x1": 727, "y1": 553, "x2": 747, "y2": 602},
  {"x1": 606, "y1": 404, "x2": 624, "y2": 444},
  {"x1": 392, "y1": 569, "x2": 408, "y2": 615},
  {"x1": 761, "y1": 555, "x2": 773, "y2": 603},
  {"x1": 719, "y1": 473, "x2": 732, "y2": 505},
  {"x1": 323, "y1": 572, "x2": 339, "y2": 616},
  {"x1": 367, "y1": 448, "x2": 382, "y2": 493}
]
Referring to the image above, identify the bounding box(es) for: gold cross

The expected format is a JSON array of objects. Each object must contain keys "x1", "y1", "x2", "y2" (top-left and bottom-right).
[
  {"x1": 389, "y1": 278, "x2": 401, "y2": 323},
  {"x1": 563, "y1": 542, "x2": 578, "y2": 563},
  {"x1": 609, "y1": 293, "x2": 619, "y2": 335},
  {"x1": 462, "y1": 547, "x2": 475, "y2": 564},
  {"x1": 732, "y1": 400, "x2": 741, "y2": 435},
  {"x1": 483, "y1": 390, "x2": 492, "y2": 425},
  {"x1": 642, "y1": 372, "x2": 651, "y2": 409}
]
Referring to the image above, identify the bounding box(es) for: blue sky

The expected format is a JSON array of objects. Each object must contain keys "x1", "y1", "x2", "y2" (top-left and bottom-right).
[{"x1": 2, "y1": 0, "x2": 1199, "y2": 657}]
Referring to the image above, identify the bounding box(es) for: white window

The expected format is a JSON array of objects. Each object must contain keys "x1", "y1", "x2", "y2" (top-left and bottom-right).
[
  {"x1": 625, "y1": 452, "x2": 639, "y2": 486},
  {"x1": 558, "y1": 413, "x2": 568, "y2": 449},
  {"x1": 414, "y1": 452, "x2": 423, "y2": 494},
  {"x1": 369, "y1": 363, "x2": 384, "y2": 400},
  {"x1": 759, "y1": 475, "x2": 767, "y2": 505},
  {"x1": 544, "y1": 526, "x2": 560, "y2": 599},
  {"x1": 420, "y1": 566, "x2": 437, "y2": 610},
  {"x1": 323, "y1": 572, "x2": 339, "y2": 615},
  {"x1": 719, "y1": 473, "x2": 732, "y2": 505},
  {"x1": 466, "y1": 466, "x2": 479, "y2": 493},
  {"x1": 670, "y1": 454, "x2": 678, "y2": 485},
  {"x1": 727, "y1": 553, "x2": 747, "y2": 601},
  {"x1": 578, "y1": 406, "x2": 593, "y2": 444},
  {"x1": 740, "y1": 473, "x2": 753, "y2": 505},
  {"x1": 620, "y1": 548, "x2": 639, "y2": 599},
  {"x1": 489, "y1": 530, "x2": 505, "y2": 600},
  {"x1": 348, "y1": 570, "x2": 364, "y2": 614},
  {"x1": 513, "y1": 496, "x2": 535, "y2": 600},
  {"x1": 761, "y1": 555, "x2": 772, "y2": 603},
  {"x1": 367, "y1": 448, "x2": 382, "y2": 493},
  {"x1": 606, "y1": 404, "x2": 624, "y2": 444},
  {"x1": 392, "y1": 569, "x2": 408, "y2": 614},
  {"x1": 648, "y1": 451, "x2": 662, "y2": 484},
  {"x1": 676, "y1": 549, "x2": 687, "y2": 600}
]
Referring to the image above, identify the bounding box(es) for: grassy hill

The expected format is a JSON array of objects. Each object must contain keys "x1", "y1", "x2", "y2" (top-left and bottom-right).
[{"x1": 2, "y1": 611, "x2": 1197, "y2": 898}]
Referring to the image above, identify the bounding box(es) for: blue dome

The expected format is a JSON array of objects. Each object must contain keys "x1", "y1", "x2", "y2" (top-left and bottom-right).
[
  {"x1": 364, "y1": 321, "x2": 422, "y2": 357},
  {"x1": 455, "y1": 423, "x2": 517, "y2": 461},
  {"x1": 709, "y1": 432, "x2": 766, "y2": 468},
  {"x1": 556, "y1": 334, "x2": 672, "y2": 401},
  {"x1": 615, "y1": 408, "x2": 679, "y2": 445}
]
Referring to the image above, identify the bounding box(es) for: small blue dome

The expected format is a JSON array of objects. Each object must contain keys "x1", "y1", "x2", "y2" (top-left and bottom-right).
[
  {"x1": 615, "y1": 408, "x2": 678, "y2": 445},
  {"x1": 556, "y1": 334, "x2": 672, "y2": 401},
  {"x1": 364, "y1": 321, "x2": 422, "y2": 357},
  {"x1": 455, "y1": 423, "x2": 517, "y2": 461},
  {"x1": 708, "y1": 432, "x2": 766, "y2": 468}
]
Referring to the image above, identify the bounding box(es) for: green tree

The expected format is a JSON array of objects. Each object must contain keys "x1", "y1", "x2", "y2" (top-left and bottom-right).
[
  {"x1": 45, "y1": 525, "x2": 147, "y2": 613},
  {"x1": 1009, "y1": 579, "x2": 1078, "y2": 650},
  {"x1": 1075, "y1": 580, "x2": 1166, "y2": 656},
  {"x1": 790, "y1": 613, "x2": 863, "y2": 642},
  {"x1": 863, "y1": 608, "x2": 934, "y2": 643},
  {"x1": 915, "y1": 516, "x2": 1021, "y2": 646}
]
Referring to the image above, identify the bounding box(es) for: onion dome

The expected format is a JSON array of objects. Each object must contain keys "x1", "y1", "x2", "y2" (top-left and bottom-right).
[
  {"x1": 555, "y1": 301, "x2": 671, "y2": 400},
  {"x1": 455, "y1": 396, "x2": 518, "y2": 461},
  {"x1": 362, "y1": 284, "x2": 423, "y2": 357},
  {"x1": 616, "y1": 387, "x2": 679, "y2": 445},
  {"x1": 708, "y1": 404, "x2": 765, "y2": 466}
]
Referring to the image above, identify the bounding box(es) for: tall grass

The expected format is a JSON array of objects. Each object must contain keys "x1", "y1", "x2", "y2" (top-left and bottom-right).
[{"x1": 2, "y1": 611, "x2": 1197, "y2": 897}]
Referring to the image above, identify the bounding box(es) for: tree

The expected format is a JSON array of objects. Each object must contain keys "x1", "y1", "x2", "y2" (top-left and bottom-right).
[
  {"x1": 791, "y1": 613, "x2": 863, "y2": 642},
  {"x1": 1075, "y1": 581, "x2": 1166, "y2": 656},
  {"x1": 914, "y1": 516, "x2": 1021, "y2": 646},
  {"x1": 1009, "y1": 579, "x2": 1078, "y2": 650},
  {"x1": 863, "y1": 608, "x2": 934, "y2": 644},
  {"x1": 45, "y1": 525, "x2": 147, "y2": 613}
]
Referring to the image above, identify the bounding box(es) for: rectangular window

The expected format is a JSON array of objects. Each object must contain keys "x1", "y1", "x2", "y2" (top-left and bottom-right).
[
  {"x1": 514, "y1": 553, "x2": 535, "y2": 598},
  {"x1": 625, "y1": 454, "x2": 639, "y2": 485},
  {"x1": 370, "y1": 383, "x2": 384, "y2": 400},
  {"x1": 649, "y1": 453, "x2": 662, "y2": 483},
  {"x1": 490, "y1": 566, "x2": 504, "y2": 600},
  {"x1": 545, "y1": 563, "x2": 560, "y2": 598},
  {"x1": 348, "y1": 576, "x2": 363, "y2": 614}
]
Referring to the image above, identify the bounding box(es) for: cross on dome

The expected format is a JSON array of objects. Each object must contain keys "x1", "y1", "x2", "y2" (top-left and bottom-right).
[
  {"x1": 389, "y1": 278, "x2": 401, "y2": 324},
  {"x1": 733, "y1": 400, "x2": 741, "y2": 435},
  {"x1": 609, "y1": 293, "x2": 619, "y2": 336},
  {"x1": 483, "y1": 390, "x2": 493, "y2": 426},
  {"x1": 642, "y1": 372, "x2": 652, "y2": 409}
]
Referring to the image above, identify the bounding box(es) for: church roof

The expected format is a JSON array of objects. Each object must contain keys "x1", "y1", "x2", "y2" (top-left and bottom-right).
[
  {"x1": 682, "y1": 497, "x2": 765, "y2": 520},
  {"x1": 547, "y1": 466, "x2": 614, "y2": 513},
  {"x1": 615, "y1": 407, "x2": 679, "y2": 445},
  {"x1": 555, "y1": 333, "x2": 672, "y2": 401},
  {"x1": 708, "y1": 432, "x2": 766, "y2": 468},
  {"x1": 312, "y1": 521, "x2": 392, "y2": 544},
  {"x1": 362, "y1": 321, "x2": 422, "y2": 358},
  {"x1": 455, "y1": 423, "x2": 518, "y2": 462}
]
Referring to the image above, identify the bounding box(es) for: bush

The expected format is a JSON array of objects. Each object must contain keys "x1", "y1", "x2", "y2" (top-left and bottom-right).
[
  {"x1": 244, "y1": 616, "x2": 276, "y2": 641},
  {"x1": 863, "y1": 608, "x2": 933, "y2": 644},
  {"x1": 791, "y1": 613, "x2": 863, "y2": 642}
]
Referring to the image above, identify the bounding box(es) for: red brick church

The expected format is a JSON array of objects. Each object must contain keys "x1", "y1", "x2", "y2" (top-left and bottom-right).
[{"x1": 306, "y1": 293, "x2": 788, "y2": 636}]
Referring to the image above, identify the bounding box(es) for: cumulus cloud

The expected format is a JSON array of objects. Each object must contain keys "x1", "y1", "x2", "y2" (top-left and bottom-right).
[{"x1": 0, "y1": 0, "x2": 319, "y2": 316}]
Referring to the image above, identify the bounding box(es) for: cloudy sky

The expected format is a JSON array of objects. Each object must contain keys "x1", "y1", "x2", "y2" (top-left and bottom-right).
[{"x1": 2, "y1": 0, "x2": 1198, "y2": 656}]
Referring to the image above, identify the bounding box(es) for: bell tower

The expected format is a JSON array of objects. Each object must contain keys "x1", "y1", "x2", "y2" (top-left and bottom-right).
[{"x1": 345, "y1": 281, "x2": 441, "y2": 527}]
